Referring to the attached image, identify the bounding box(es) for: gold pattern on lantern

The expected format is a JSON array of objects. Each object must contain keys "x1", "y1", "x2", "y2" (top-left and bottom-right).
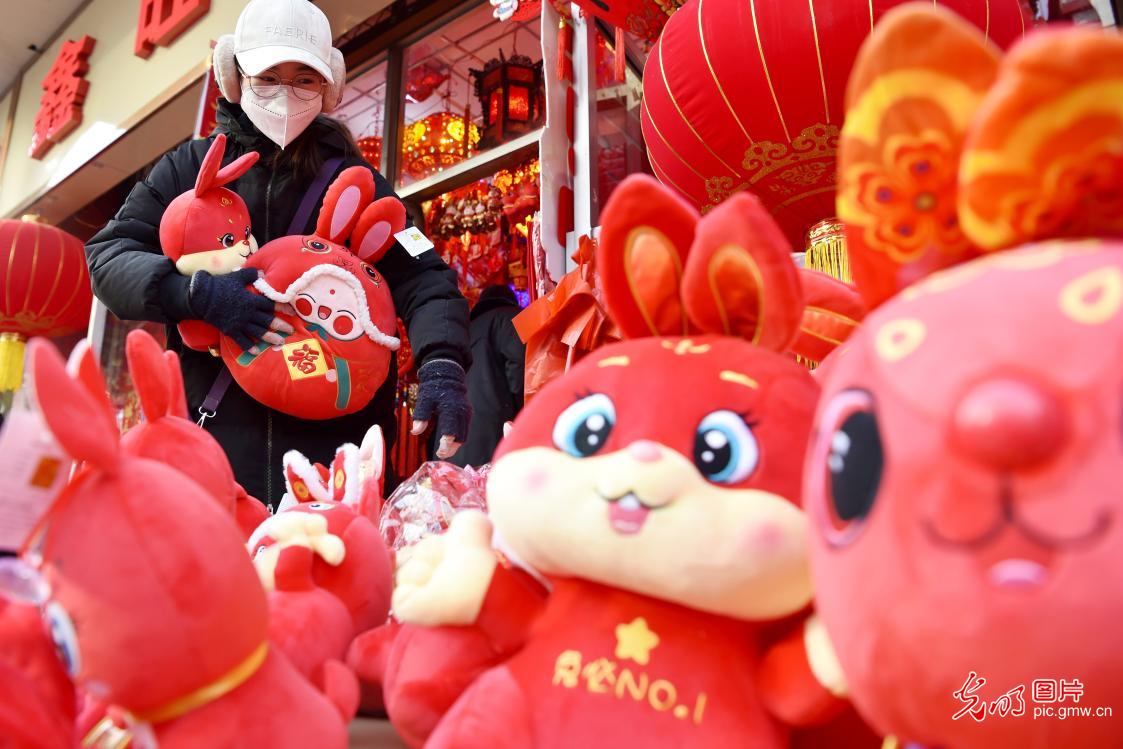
[{"x1": 401, "y1": 112, "x2": 481, "y2": 181}]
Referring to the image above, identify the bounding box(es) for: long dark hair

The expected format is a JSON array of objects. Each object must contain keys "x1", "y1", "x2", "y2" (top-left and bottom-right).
[{"x1": 271, "y1": 114, "x2": 365, "y2": 182}]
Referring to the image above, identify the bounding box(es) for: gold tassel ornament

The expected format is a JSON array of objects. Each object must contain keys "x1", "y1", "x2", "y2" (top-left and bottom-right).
[{"x1": 804, "y1": 219, "x2": 852, "y2": 283}]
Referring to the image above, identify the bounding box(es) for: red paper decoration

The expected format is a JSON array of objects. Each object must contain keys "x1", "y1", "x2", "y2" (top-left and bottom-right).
[
  {"x1": 572, "y1": 0, "x2": 686, "y2": 41},
  {"x1": 29, "y1": 36, "x2": 96, "y2": 160},
  {"x1": 641, "y1": 0, "x2": 1030, "y2": 247},
  {"x1": 357, "y1": 136, "x2": 384, "y2": 171},
  {"x1": 135, "y1": 0, "x2": 211, "y2": 59}
]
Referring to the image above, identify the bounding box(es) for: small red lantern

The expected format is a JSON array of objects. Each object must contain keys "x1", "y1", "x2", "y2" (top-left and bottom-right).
[
  {"x1": 470, "y1": 51, "x2": 544, "y2": 149},
  {"x1": 0, "y1": 216, "x2": 93, "y2": 390},
  {"x1": 641, "y1": 0, "x2": 1030, "y2": 249}
]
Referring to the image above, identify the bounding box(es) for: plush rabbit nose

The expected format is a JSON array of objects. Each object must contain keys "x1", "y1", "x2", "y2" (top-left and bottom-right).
[
  {"x1": 627, "y1": 440, "x2": 663, "y2": 463},
  {"x1": 951, "y1": 377, "x2": 1068, "y2": 472}
]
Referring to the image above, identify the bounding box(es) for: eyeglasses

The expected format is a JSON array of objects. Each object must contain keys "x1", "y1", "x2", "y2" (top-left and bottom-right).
[{"x1": 241, "y1": 68, "x2": 326, "y2": 101}]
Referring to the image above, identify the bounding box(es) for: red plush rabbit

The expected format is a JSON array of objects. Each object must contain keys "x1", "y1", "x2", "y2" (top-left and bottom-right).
[
  {"x1": 805, "y1": 8, "x2": 1123, "y2": 749},
  {"x1": 159, "y1": 133, "x2": 260, "y2": 351},
  {"x1": 115, "y1": 329, "x2": 269, "y2": 538},
  {"x1": 391, "y1": 174, "x2": 853, "y2": 748},
  {"x1": 20, "y1": 338, "x2": 348, "y2": 749},
  {"x1": 220, "y1": 167, "x2": 405, "y2": 420}
]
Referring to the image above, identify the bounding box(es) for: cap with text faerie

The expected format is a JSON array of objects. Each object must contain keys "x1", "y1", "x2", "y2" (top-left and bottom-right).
[{"x1": 233, "y1": 0, "x2": 335, "y2": 84}]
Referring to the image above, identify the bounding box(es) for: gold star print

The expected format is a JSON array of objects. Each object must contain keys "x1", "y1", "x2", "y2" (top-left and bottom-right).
[{"x1": 614, "y1": 617, "x2": 659, "y2": 666}]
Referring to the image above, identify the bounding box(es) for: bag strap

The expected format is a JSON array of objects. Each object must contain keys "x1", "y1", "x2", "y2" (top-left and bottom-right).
[
  {"x1": 198, "y1": 155, "x2": 345, "y2": 425},
  {"x1": 287, "y1": 156, "x2": 345, "y2": 235}
]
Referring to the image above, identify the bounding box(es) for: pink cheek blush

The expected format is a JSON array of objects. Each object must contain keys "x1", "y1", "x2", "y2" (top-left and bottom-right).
[
  {"x1": 743, "y1": 522, "x2": 787, "y2": 554},
  {"x1": 524, "y1": 468, "x2": 550, "y2": 493}
]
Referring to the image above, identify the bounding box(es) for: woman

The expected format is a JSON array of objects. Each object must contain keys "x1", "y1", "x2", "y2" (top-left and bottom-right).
[{"x1": 85, "y1": 0, "x2": 471, "y2": 506}]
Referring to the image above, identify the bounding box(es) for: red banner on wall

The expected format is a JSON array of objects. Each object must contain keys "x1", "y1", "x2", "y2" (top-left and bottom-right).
[
  {"x1": 135, "y1": 0, "x2": 211, "y2": 59},
  {"x1": 29, "y1": 36, "x2": 97, "y2": 160},
  {"x1": 194, "y1": 61, "x2": 222, "y2": 139}
]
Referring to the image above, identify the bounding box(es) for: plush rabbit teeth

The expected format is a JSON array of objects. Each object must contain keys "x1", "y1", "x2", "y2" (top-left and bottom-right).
[{"x1": 608, "y1": 493, "x2": 650, "y2": 536}]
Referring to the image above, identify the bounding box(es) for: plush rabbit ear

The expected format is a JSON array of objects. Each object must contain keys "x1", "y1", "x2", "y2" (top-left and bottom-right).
[
  {"x1": 29, "y1": 339, "x2": 119, "y2": 471},
  {"x1": 598, "y1": 174, "x2": 699, "y2": 338},
  {"x1": 836, "y1": 5, "x2": 999, "y2": 309},
  {"x1": 125, "y1": 329, "x2": 175, "y2": 423},
  {"x1": 352, "y1": 197, "x2": 407, "y2": 263},
  {"x1": 66, "y1": 339, "x2": 119, "y2": 439},
  {"x1": 195, "y1": 133, "x2": 227, "y2": 197},
  {"x1": 960, "y1": 27, "x2": 1123, "y2": 250},
  {"x1": 214, "y1": 151, "x2": 259, "y2": 187},
  {"x1": 162, "y1": 350, "x2": 189, "y2": 420},
  {"x1": 682, "y1": 191, "x2": 802, "y2": 351},
  {"x1": 316, "y1": 167, "x2": 375, "y2": 244},
  {"x1": 330, "y1": 444, "x2": 361, "y2": 507},
  {"x1": 358, "y1": 425, "x2": 385, "y2": 484},
  {"x1": 282, "y1": 450, "x2": 332, "y2": 504},
  {"x1": 789, "y1": 270, "x2": 867, "y2": 365}
]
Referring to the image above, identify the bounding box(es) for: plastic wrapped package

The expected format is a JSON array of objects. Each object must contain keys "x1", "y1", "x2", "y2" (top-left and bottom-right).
[{"x1": 379, "y1": 462, "x2": 490, "y2": 552}]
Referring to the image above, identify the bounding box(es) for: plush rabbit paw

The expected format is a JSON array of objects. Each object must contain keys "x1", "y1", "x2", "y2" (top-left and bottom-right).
[
  {"x1": 392, "y1": 510, "x2": 497, "y2": 627},
  {"x1": 804, "y1": 614, "x2": 848, "y2": 698}
]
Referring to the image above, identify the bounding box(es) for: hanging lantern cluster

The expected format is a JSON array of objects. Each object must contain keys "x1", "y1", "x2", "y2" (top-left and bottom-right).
[
  {"x1": 357, "y1": 135, "x2": 383, "y2": 171},
  {"x1": 470, "y1": 51, "x2": 545, "y2": 148},
  {"x1": 0, "y1": 215, "x2": 93, "y2": 392},
  {"x1": 401, "y1": 111, "x2": 481, "y2": 181}
]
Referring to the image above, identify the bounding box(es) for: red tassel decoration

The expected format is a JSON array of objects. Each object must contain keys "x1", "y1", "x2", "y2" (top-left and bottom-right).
[
  {"x1": 557, "y1": 18, "x2": 573, "y2": 83},
  {"x1": 614, "y1": 27, "x2": 626, "y2": 83}
]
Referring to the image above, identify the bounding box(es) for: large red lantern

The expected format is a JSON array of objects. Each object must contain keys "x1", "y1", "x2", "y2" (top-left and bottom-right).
[
  {"x1": 0, "y1": 216, "x2": 93, "y2": 390},
  {"x1": 641, "y1": 0, "x2": 1030, "y2": 249}
]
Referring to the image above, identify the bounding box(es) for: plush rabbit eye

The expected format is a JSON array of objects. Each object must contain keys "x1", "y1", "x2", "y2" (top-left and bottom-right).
[
  {"x1": 811, "y1": 389, "x2": 884, "y2": 547},
  {"x1": 304, "y1": 239, "x2": 329, "y2": 253},
  {"x1": 254, "y1": 544, "x2": 268, "y2": 558},
  {"x1": 44, "y1": 601, "x2": 81, "y2": 677},
  {"x1": 244, "y1": 226, "x2": 252, "y2": 240},
  {"x1": 307, "y1": 503, "x2": 333, "y2": 511},
  {"x1": 694, "y1": 411, "x2": 759, "y2": 484},
  {"x1": 362, "y1": 264, "x2": 380, "y2": 283},
  {"x1": 220, "y1": 233, "x2": 237, "y2": 248},
  {"x1": 553, "y1": 393, "x2": 615, "y2": 458}
]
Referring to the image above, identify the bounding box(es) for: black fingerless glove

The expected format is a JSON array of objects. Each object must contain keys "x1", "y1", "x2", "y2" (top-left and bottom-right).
[
  {"x1": 414, "y1": 358, "x2": 472, "y2": 443},
  {"x1": 187, "y1": 268, "x2": 275, "y2": 351}
]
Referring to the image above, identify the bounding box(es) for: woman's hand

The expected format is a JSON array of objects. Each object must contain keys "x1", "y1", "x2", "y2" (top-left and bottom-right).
[
  {"x1": 411, "y1": 358, "x2": 471, "y2": 459},
  {"x1": 187, "y1": 268, "x2": 294, "y2": 351}
]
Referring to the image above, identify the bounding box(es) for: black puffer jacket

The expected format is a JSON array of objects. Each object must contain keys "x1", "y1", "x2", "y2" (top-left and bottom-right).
[
  {"x1": 448, "y1": 286, "x2": 525, "y2": 468},
  {"x1": 86, "y1": 101, "x2": 470, "y2": 506}
]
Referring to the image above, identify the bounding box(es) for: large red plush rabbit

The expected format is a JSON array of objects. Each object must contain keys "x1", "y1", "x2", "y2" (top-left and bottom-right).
[
  {"x1": 115, "y1": 329, "x2": 269, "y2": 538},
  {"x1": 805, "y1": 8, "x2": 1123, "y2": 749},
  {"x1": 20, "y1": 338, "x2": 348, "y2": 749},
  {"x1": 391, "y1": 174, "x2": 854, "y2": 748},
  {"x1": 220, "y1": 167, "x2": 405, "y2": 419},
  {"x1": 159, "y1": 133, "x2": 260, "y2": 352}
]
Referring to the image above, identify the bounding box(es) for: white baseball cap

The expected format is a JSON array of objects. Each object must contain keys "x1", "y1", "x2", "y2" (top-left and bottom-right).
[{"x1": 233, "y1": 0, "x2": 335, "y2": 84}]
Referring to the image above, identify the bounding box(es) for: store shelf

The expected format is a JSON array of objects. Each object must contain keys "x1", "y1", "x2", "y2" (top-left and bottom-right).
[{"x1": 396, "y1": 128, "x2": 544, "y2": 204}]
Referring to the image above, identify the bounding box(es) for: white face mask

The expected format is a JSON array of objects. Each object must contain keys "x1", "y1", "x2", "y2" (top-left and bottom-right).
[{"x1": 240, "y1": 81, "x2": 322, "y2": 149}]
